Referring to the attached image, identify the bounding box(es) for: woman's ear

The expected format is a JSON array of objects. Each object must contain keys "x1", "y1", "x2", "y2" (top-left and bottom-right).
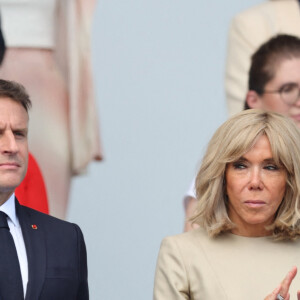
[{"x1": 246, "y1": 90, "x2": 263, "y2": 109}]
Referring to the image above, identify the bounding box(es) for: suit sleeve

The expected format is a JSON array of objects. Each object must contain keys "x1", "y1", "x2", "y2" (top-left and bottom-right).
[
  {"x1": 153, "y1": 237, "x2": 189, "y2": 300},
  {"x1": 74, "y1": 224, "x2": 89, "y2": 300}
]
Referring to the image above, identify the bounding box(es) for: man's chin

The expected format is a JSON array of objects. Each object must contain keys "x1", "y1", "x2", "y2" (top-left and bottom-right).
[{"x1": 0, "y1": 181, "x2": 23, "y2": 194}]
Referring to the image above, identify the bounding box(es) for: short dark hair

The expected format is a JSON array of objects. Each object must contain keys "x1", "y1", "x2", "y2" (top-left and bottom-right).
[
  {"x1": 244, "y1": 34, "x2": 300, "y2": 110},
  {"x1": 249, "y1": 34, "x2": 300, "y2": 95},
  {"x1": 0, "y1": 79, "x2": 31, "y2": 112}
]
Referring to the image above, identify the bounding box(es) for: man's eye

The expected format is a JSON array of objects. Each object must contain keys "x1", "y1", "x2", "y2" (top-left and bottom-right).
[
  {"x1": 14, "y1": 131, "x2": 25, "y2": 137},
  {"x1": 281, "y1": 83, "x2": 298, "y2": 93}
]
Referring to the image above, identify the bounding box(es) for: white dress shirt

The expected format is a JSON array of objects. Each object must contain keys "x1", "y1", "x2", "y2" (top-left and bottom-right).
[{"x1": 0, "y1": 194, "x2": 28, "y2": 297}]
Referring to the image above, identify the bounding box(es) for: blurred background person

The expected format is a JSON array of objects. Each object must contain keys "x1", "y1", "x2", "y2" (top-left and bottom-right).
[
  {"x1": 226, "y1": 0, "x2": 300, "y2": 116},
  {"x1": 155, "y1": 110, "x2": 300, "y2": 299},
  {"x1": 0, "y1": 0, "x2": 103, "y2": 218},
  {"x1": 184, "y1": 34, "x2": 300, "y2": 231}
]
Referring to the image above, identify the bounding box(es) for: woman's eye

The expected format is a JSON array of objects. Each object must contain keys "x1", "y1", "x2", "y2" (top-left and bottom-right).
[
  {"x1": 264, "y1": 165, "x2": 279, "y2": 171},
  {"x1": 232, "y1": 163, "x2": 246, "y2": 169}
]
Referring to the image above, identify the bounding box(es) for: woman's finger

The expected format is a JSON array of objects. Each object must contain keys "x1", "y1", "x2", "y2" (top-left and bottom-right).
[
  {"x1": 280, "y1": 266, "x2": 298, "y2": 298},
  {"x1": 265, "y1": 284, "x2": 281, "y2": 300},
  {"x1": 265, "y1": 267, "x2": 297, "y2": 300}
]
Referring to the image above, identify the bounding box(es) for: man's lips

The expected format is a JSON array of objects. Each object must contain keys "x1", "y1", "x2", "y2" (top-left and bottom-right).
[
  {"x1": 244, "y1": 200, "x2": 266, "y2": 208},
  {"x1": 0, "y1": 162, "x2": 21, "y2": 169}
]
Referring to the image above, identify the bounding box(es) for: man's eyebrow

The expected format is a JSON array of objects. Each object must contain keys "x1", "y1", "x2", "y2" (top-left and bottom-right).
[
  {"x1": 12, "y1": 127, "x2": 28, "y2": 131},
  {"x1": 277, "y1": 82, "x2": 299, "y2": 90}
]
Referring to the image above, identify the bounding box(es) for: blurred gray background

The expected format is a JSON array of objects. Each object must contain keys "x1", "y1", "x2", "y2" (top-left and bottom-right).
[{"x1": 67, "y1": 0, "x2": 263, "y2": 299}]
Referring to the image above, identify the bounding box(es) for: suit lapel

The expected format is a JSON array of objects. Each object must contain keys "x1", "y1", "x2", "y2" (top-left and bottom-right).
[{"x1": 15, "y1": 199, "x2": 46, "y2": 300}]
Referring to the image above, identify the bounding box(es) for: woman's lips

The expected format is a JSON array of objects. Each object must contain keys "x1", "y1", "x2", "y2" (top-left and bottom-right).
[
  {"x1": 244, "y1": 200, "x2": 266, "y2": 208},
  {"x1": 291, "y1": 114, "x2": 300, "y2": 122}
]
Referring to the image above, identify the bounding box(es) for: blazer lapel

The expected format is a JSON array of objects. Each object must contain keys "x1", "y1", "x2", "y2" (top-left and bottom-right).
[{"x1": 15, "y1": 199, "x2": 46, "y2": 300}]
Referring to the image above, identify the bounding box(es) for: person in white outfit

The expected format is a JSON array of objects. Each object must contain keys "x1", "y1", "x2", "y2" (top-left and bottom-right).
[{"x1": 0, "y1": 0, "x2": 103, "y2": 218}]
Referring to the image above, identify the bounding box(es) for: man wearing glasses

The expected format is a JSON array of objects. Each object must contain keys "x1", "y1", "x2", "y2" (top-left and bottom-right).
[{"x1": 226, "y1": 0, "x2": 300, "y2": 117}]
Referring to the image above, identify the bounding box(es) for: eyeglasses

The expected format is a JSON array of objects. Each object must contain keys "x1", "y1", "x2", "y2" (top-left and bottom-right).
[{"x1": 263, "y1": 83, "x2": 300, "y2": 105}]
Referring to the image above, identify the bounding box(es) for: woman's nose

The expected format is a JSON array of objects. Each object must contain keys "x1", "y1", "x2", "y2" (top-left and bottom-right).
[{"x1": 248, "y1": 169, "x2": 263, "y2": 190}]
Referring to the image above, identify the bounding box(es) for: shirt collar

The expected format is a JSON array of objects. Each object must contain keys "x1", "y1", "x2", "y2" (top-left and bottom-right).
[{"x1": 0, "y1": 193, "x2": 19, "y2": 228}]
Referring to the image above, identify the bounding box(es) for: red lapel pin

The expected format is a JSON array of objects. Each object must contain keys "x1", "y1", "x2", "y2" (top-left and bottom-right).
[{"x1": 31, "y1": 225, "x2": 38, "y2": 230}]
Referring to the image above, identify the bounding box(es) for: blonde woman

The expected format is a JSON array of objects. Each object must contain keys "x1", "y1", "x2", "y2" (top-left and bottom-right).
[{"x1": 155, "y1": 110, "x2": 300, "y2": 299}]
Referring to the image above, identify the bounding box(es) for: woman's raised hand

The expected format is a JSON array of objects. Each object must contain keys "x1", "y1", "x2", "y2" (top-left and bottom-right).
[{"x1": 265, "y1": 266, "x2": 297, "y2": 300}]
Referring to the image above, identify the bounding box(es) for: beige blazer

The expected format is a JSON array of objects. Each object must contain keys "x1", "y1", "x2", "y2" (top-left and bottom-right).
[
  {"x1": 225, "y1": 0, "x2": 300, "y2": 116},
  {"x1": 153, "y1": 228, "x2": 300, "y2": 300}
]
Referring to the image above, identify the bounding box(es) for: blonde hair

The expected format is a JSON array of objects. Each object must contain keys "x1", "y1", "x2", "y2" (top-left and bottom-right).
[{"x1": 190, "y1": 109, "x2": 300, "y2": 240}]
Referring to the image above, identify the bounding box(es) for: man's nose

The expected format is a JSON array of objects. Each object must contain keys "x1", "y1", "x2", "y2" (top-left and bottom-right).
[
  {"x1": 294, "y1": 93, "x2": 300, "y2": 107},
  {"x1": 1, "y1": 131, "x2": 18, "y2": 154}
]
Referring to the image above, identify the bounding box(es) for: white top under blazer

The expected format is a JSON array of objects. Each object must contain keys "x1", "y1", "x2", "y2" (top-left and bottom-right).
[{"x1": 0, "y1": 0, "x2": 56, "y2": 48}]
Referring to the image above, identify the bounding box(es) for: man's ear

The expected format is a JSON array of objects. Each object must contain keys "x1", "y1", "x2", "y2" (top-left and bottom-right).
[{"x1": 246, "y1": 90, "x2": 263, "y2": 109}]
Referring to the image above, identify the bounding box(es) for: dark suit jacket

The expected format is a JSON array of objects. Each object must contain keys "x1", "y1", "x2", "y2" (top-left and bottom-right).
[{"x1": 15, "y1": 199, "x2": 89, "y2": 300}]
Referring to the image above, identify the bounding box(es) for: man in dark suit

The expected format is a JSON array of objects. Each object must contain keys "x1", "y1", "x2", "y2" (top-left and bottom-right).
[{"x1": 0, "y1": 79, "x2": 88, "y2": 299}]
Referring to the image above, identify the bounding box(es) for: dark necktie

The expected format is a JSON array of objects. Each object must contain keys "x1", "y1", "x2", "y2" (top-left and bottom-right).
[
  {"x1": 0, "y1": 212, "x2": 24, "y2": 300},
  {"x1": 0, "y1": 13, "x2": 5, "y2": 65}
]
